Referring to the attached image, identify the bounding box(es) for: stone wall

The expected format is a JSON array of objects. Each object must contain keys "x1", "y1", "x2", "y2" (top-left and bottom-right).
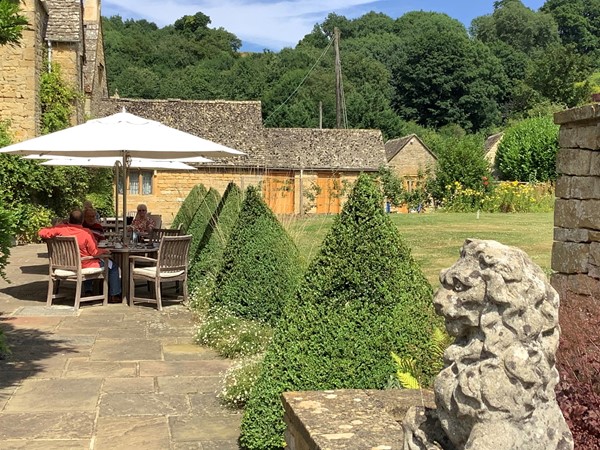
[
  {"x1": 552, "y1": 104, "x2": 600, "y2": 299},
  {"x1": 388, "y1": 136, "x2": 436, "y2": 179},
  {"x1": 282, "y1": 389, "x2": 434, "y2": 450},
  {"x1": 0, "y1": 0, "x2": 47, "y2": 141}
]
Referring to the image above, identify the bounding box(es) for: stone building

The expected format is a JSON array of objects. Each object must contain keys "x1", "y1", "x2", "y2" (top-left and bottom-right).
[
  {"x1": 0, "y1": 0, "x2": 107, "y2": 141},
  {"x1": 484, "y1": 132, "x2": 503, "y2": 178},
  {"x1": 384, "y1": 134, "x2": 436, "y2": 212},
  {"x1": 385, "y1": 134, "x2": 436, "y2": 190},
  {"x1": 97, "y1": 98, "x2": 387, "y2": 222}
]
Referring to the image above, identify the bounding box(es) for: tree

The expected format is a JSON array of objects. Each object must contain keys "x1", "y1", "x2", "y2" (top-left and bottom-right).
[
  {"x1": 527, "y1": 44, "x2": 592, "y2": 107},
  {"x1": 391, "y1": 12, "x2": 508, "y2": 131},
  {"x1": 471, "y1": 0, "x2": 560, "y2": 56},
  {"x1": 495, "y1": 116, "x2": 559, "y2": 182},
  {"x1": 239, "y1": 174, "x2": 438, "y2": 449},
  {"x1": 542, "y1": 0, "x2": 600, "y2": 57},
  {"x1": 0, "y1": 0, "x2": 28, "y2": 46}
]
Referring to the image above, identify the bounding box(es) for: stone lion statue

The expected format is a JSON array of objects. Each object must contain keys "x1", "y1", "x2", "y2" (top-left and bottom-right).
[{"x1": 403, "y1": 239, "x2": 573, "y2": 450}]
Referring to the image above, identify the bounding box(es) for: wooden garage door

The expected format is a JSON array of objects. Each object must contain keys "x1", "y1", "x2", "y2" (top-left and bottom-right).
[
  {"x1": 262, "y1": 173, "x2": 295, "y2": 214},
  {"x1": 316, "y1": 172, "x2": 341, "y2": 214}
]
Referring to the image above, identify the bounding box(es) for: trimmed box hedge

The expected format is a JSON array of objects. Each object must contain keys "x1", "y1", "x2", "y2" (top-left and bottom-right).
[{"x1": 239, "y1": 174, "x2": 439, "y2": 450}]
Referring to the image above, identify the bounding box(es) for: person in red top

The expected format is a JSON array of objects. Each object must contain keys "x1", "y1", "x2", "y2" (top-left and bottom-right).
[{"x1": 39, "y1": 209, "x2": 121, "y2": 300}]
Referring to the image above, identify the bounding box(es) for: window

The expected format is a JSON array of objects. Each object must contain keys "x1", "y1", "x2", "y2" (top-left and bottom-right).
[{"x1": 128, "y1": 170, "x2": 153, "y2": 195}]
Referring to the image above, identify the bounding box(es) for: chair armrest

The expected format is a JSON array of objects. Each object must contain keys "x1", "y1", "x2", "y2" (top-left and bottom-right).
[{"x1": 129, "y1": 255, "x2": 157, "y2": 265}]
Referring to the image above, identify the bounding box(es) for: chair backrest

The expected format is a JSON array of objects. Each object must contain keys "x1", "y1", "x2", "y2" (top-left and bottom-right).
[
  {"x1": 148, "y1": 214, "x2": 162, "y2": 229},
  {"x1": 47, "y1": 236, "x2": 81, "y2": 273},
  {"x1": 157, "y1": 235, "x2": 192, "y2": 272},
  {"x1": 150, "y1": 228, "x2": 182, "y2": 244}
]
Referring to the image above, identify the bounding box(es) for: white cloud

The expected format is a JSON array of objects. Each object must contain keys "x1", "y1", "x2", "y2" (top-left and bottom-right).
[{"x1": 103, "y1": 0, "x2": 379, "y2": 50}]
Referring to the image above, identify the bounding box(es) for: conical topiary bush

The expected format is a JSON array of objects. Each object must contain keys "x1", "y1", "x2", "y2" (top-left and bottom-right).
[
  {"x1": 210, "y1": 185, "x2": 302, "y2": 326},
  {"x1": 189, "y1": 182, "x2": 244, "y2": 291},
  {"x1": 187, "y1": 188, "x2": 221, "y2": 258},
  {"x1": 171, "y1": 183, "x2": 206, "y2": 232},
  {"x1": 239, "y1": 173, "x2": 439, "y2": 450}
]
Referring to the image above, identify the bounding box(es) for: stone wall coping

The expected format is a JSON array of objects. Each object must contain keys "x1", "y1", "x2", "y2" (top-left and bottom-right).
[
  {"x1": 554, "y1": 103, "x2": 600, "y2": 125},
  {"x1": 113, "y1": 98, "x2": 262, "y2": 106},
  {"x1": 282, "y1": 389, "x2": 434, "y2": 450}
]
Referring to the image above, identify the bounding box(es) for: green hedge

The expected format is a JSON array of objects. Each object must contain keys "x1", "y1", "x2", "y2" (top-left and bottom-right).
[
  {"x1": 171, "y1": 184, "x2": 207, "y2": 232},
  {"x1": 187, "y1": 188, "x2": 221, "y2": 258},
  {"x1": 189, "y1": 182, "x2": 243, "y2": 290},
  {"x1": 239, "y1": 174, "x2": 439, "y2": 450},
  {"x1": 0, "y1": 206, "x2": 15, "y2": 281},
  {"x1": 210, "y1": 185, "x2": 302, "y2": 326}
]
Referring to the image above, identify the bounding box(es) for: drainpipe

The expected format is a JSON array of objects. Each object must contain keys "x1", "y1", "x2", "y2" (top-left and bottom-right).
[
  {"x1": 299, "y1": 169, "x2": 304, "y2": 215},
  {"x1": 47, "y1": 41, "x2": 52, "y2": 72}
]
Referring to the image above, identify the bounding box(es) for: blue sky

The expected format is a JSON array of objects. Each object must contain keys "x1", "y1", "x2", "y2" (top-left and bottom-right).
[{"x1": 103, "y1": 0, "x2": 547, "y2": 52}]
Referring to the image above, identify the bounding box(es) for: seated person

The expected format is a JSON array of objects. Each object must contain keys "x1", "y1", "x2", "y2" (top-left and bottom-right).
[
  {"x1": 83, "y1": 200, "x2": 101, "y2": 220},
  {"x1": 82, "y1": 207, "x2": 106, "y2": 243},
  {"x1": 39, "y1": 208, "x2": 121, "y2": 301},
  {"x1": 128, "y1": 204, "x2": 155, "y2": 235}
]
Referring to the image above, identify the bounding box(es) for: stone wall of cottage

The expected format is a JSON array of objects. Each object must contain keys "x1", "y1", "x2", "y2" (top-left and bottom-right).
[
  {"x1": 0, "y1": 0, "x2": 47, "y2": 141},
  {"x1": 551, "y1": 104, "x2": 600, "y2": 299},
  {"x1": 388, "y1": 137, "x2": 436, "y2": 178},
  {"x1": 119, "y1": 167, "x2": 361, "y2": 225},
  {"x1": 51, "y1": 42, "x2": 84, "y2": 125}
]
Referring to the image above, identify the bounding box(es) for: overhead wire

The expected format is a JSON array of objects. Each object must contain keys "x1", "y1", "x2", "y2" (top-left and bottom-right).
[{"x1": 264, "y1": 38, "x2": 334, "y2": 126}]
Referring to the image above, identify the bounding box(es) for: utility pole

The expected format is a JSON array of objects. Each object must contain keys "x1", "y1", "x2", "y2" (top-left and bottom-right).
[
  {"x1": 319, "y1": 101, "x2": 323, "y2": 129},
  {"x1": 334, "y1": 27, "x2": 342, "y2": 129}
]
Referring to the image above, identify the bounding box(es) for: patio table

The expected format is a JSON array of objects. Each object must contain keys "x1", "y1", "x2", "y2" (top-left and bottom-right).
[{"x1": 107, "y1": 245, "x2": 158, "y2": 306}]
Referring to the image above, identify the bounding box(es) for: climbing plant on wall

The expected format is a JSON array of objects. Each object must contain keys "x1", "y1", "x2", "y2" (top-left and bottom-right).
[{"x1": 40, "y1": 62, "x2": 80, "y2": 134}]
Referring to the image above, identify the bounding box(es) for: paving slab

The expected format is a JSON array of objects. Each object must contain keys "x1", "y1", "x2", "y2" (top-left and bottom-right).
[
  {"x1": 99, "y1": 392, "x2": 190, "y2": 416},
  {"x1": 90, "y1": 338, "x2": 162, "y2": 361},
  {"x1": 102, "y1": 376, "x2": 156, "y2": 393},
  {"x1": 94, "y1": 416, "x2": 171, "y2": 450},
  {"x1": 169, "y1": 415, "x2": 242, "y2": 442},
  {"x1": 64, "y1": 360, "x2": 137, "y2": 378},
  {"x1": 4, "y1": 378, "x2": 102, "y2": 412},
  {"x1": 157, "y1": 376, "x2": 221, "y2": 394},
  {"x1": 0, "y1": 411, "x2": 95, "y2": 439},
  {"x1": 140, "y1": 360, "x2": 232, "y2": 377},
  {"x1": 0, "y1": 440, "x2": 90, "y2": 449}
]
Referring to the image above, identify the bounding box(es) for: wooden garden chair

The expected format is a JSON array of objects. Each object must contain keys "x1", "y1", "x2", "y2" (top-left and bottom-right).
[
  {"x1": 46, "y1": 236, "x2": 109, "y2": 311},
  {"x1": 149, "y1": 228, "x2": 182, "y2": 245},
  {"x1": 128, "y1": 235, "x2": 192, "y2": 311}
]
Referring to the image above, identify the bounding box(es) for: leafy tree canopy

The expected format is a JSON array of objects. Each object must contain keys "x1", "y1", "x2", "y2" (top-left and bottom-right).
[{"x1": 0, "y1": 0, "x2": 28, "y2": 46}]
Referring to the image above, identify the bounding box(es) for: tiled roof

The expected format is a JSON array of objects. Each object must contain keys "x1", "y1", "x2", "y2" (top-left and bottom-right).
[
  {"x1": 96, "y1": 99, "x2": 387, "y2": 171},
  {"x1": 264, "y1": 128, "x2": 386, "y2": 171},
  {"x1": 45, "y1": 0, "x2": 82, "y2": 42},
  {"x1": 385, "y1": 134, "x2": 414, "y2": 161},
  {"x1": 485, "y1": 132, "x2": 503, "y2": 154}
]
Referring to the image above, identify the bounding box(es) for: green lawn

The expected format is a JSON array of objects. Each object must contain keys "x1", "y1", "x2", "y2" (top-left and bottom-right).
[{"x1": 284, "y1": 211, "x2": 554, "y2": 286}]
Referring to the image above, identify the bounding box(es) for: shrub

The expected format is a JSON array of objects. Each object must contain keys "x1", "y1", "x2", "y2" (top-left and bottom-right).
[
  {"x1": 219, "y1": 354, "x2": 264, "y2": 408},
  {"x1": 211, "y1": 186, "x2": 302, "y2": 326},
  {"x1": 171, "y1": 184, "x2": 207, "y2": 232},
  {"x1": 0, "y1": 206, "x2": 15, "y2": 281},
  {"x1": 428, "y1": 134, "x2": 492, "y2": 204},
  {"x1": 496, "y1": 116, "x2": 559, "y2": 182},
  {"x1": 481, "y1": 181, "x2": 554, "y2": 213},
  {"x1": 239, "y1": 174, "x2": 439, "y2": 450},
  {"x1": 189, "y1": 182, "x2": 243, "y2": 291},
  {"x1": 186, "y1": 188, "x2": 221, "y2": 260},
  {"x1": 12, "y1": 203, "x2": 53, "y2": 244},
  {"x1": 195, "y1": 306, "x2": 273, "y2": 358}
]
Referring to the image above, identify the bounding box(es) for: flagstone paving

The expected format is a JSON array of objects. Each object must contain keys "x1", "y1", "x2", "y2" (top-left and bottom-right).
[{"x1": 0, "y1": 244, "x2": 241, "y2": 449}]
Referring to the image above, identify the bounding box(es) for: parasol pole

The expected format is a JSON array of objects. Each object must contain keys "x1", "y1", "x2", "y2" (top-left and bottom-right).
[
  {"x1": 122, "y1": 152, "x2": 129, "y2": 243},
  {"x1": 114, "y1": 160, "x2": 121, "y2": 237}
]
